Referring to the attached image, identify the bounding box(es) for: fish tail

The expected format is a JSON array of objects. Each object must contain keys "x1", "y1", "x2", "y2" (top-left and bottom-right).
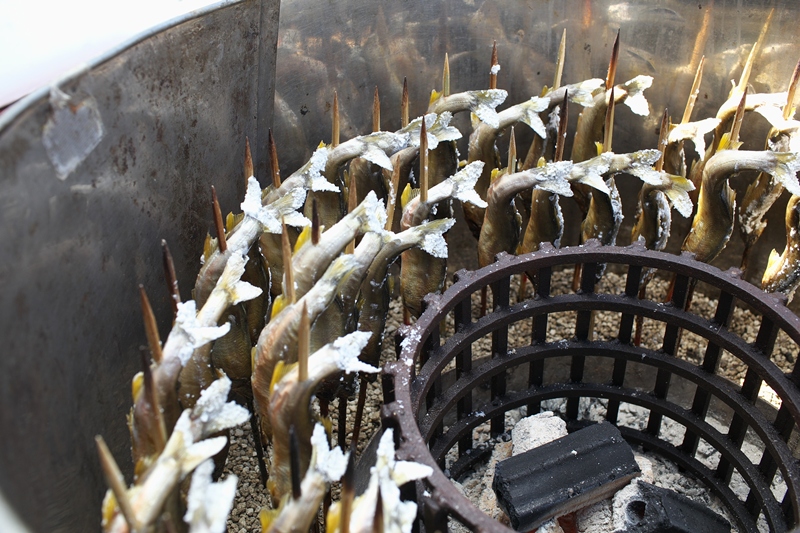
[
  {"x1": 415, "y1": 218, "x2": 456, "y2": 258},
  {"x1": 772, "y1": 153, "x2": 800, "y2": 196},
  {"x1": 663, "y1": 174, "x2": 696, "y2": 218},
  {"x1": 449, "y1": 161, "x2": 487, "y2": 207},
  {"x1": 354, "y1": 190, "x2": 388, "y2": 234}
]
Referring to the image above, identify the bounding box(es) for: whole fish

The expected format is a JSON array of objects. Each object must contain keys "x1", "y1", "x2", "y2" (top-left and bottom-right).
[
  {"x1": 478, "y1": 160, "x2": 583, "y2": 269},
  {"x1": 326, "y1": 428, "x2": 432, "y2": 533},
  {"x1": 102, "y1": 377, "x2": 248, "y2": 533},
  {"x1": 289, "y1": 191, "x2": 386, "y2": 300},
  {"x1": 400, "y1": 162, "x2": 486, "y2": 319},
  {"x1": 683, "y1": 150, "x2": 800, "y2": 263},
  {"x1": 762, "y1": 195, "x2": 800, "y2": 300},
  {"x1": 267, "y1": 331, "x2": 377, "y2": 502},
  {"x1": 260, "y1": 424, "x2": 348, "y2": 533},
  {"x1": 131, "y1": 253, "x2": 261, "y2": 463},
  {"x1": 738, "y1": 62, "x2": 800, "y2": 270},
  {"x1": 356, "y1": 218, "x2": 456, "y2": 368},
  {"x1": 251, "y1": 253, "x2": 359, "y2": 442},
  {"x1": 630, "y1": 175, "x2": 695, "y2": 251}
]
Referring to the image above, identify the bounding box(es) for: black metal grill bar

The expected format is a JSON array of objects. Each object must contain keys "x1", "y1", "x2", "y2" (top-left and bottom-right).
[
  {"x1": 527, "y1": 265, "x2": 551, "y2": 415},
  {"x1": 453, "y1": 277, "x2": 474, "y2": 456},
  {"x1": 419, "y1": 341, "x2": 800, "y2": 508},
  {"x1": 490, "y1": 276, "x2": 511, "y2": 435},
  {"x1": 682, "y1": 290, "x2": 736, "y2": 456},
  {"x1": 411, "y1": 294, "x2": 800, "y2": 427}
]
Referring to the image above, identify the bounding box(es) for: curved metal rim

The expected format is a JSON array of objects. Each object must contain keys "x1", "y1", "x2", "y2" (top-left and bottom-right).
[
  {"x1": 387, "y1": 242, "x2": 800, "y2": 532},
  {"x1": 0, "y1": 0, "x2": 245, "y2": 133}
]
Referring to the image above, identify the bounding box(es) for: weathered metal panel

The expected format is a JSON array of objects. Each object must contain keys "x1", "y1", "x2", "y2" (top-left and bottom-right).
[{"x1": 0, "y1": 0, "x2": 278, "y2": 530}]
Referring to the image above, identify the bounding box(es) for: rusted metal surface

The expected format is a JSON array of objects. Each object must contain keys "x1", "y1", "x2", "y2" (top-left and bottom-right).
[
  {"x1": 386, "y1": 242, "x2": 800, "y2": 532},
  {"x1": 0, "y1": 1, "x2": 279, "y2": 530}
]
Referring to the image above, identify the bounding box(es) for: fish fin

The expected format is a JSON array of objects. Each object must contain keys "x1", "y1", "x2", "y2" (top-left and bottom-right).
[
  {"x1": 203, "y1": 234, "x2": 215, "y2": 262},
  {"x1": 131, "y1": 371, "x2": 143, "y2": 403},
  {"x1": 595, "y1": 142, "x2": 604, "y2": 157},
  {"x1": 537, "y1": 156, "x2": 546, "y2": 168},
  {"x1": 472, "y1": 89, "x2": 507, "y2": 128},
  {"x1": 259, "y1": 507, "x2": 280, "y2": 531},
  {"x1": 664, "y1": 176, "x2": 695, "y2": 218},
  {"x1": 520, "y1": 96, "x2": 550, "y2": 138},
  {"x1": 270, "y1": 294, "x2": 287, "y2": 320},
  {"x1": 490, "y1": 167, "x2": 501, "y2": 183},
  {"x1": 225, "y1": 212, "x2": 244, "y2": 233},
  {"x1": 326, "y1": 502, "x2": 342, "y2": 533},
  {"x1": 772, "y1": 153, "x2": 800, "y2": 196},
  {"x1": 401, "y1": 183, "x2": 418, "y2": 209},
  {"x1": 448, "y1": 160, "x2": 487, "y2": 207},
  {"x1": 270, "y1": 360, "x2": 295, "y2": 394},
  {"x1": 357, "y1": 191, "x2": 388, "y2": 233},
  {"x1": 621, "y1": 75, "x2": 653, "y2": 116},
  {"x1": 181, "y1": 437, "x2": 227, "y2": 477},
  {"x1": 429, "y1": 89, "x2": 442, "y2": 106},
  {"x1": 762, "y1": 248, "x2": 784, "y2": 289},
  {"x1": 536, "y1": 160, "x2": 575, "y2": 197},
  {"x1": 418, "y1": 218, "x2": 456, "y2": 258},
  {"x1": 294, "y1": 225, "x2": 312, "y2": 254},
  {"x1": 565, "y1": 78, "x2": 605, "y2": 107}
]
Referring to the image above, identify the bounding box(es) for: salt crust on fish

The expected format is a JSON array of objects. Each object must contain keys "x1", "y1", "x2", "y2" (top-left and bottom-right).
[
  {"x1": 345, "y1": 429, "x2": 433, "y2": 533},
  {"x1": 173, "y1": 253, "x2": 263, "y2": 365},
  {"x1": 242, "y1": 177, "x2": 309, "y2": 233},
  {"x1": 668, "y1": 118, "x2": 721, "y2": 160},
  {"x1": 621, "y1": 75, "x2": 653, "y2": 116},
  {"x1": 309, "y1": 423, "x2": 348, "y2": 482},
  {"x1": 184, "y1": 459, "x2": 238, "y2": 533}
]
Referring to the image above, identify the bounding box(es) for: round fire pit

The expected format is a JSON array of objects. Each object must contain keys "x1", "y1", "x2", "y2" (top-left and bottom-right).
[{"x1": 382, "y1": 241, "x2": 800, "y2": 532}]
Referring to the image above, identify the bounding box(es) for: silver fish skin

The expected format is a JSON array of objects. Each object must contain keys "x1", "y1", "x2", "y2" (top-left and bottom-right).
[
  {"x1": 763, "y1": 195, "x2": 800, "y2": 299},
  {"x1": 289, "y1": 191, "x2": 386, "y2": 300},
  {"x1": 263, "y1": 424, "x2": 349, "y2": 533},
  {"x1": 684, "y1": 150, "x2": 800, "y2": 264},
  {"x1": 309, "y1": 232, "x2": 384, "y2": 354},
  {"x1": 268, "y1": 332, "x2": 377, "y2": 503},
  {"x1": 251, "y1": 253, "x2": 359, "y2": 441}
]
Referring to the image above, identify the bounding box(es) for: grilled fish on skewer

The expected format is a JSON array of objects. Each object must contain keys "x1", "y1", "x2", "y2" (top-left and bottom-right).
[
  {"x1": 326, "y1": 428, "x2": 432, "y2": 533},
  {"x1": 288, "y1": 191, "x2": 386, "y2": 300},
  {"x1": 260, "y1": 425, "x2": 349, "y2": 533},
  {"x1": 102, "y1": 377, "x2": 249, "y2": 533},
  {"x1": 478, "y1": 160, "x2": 577, "y2": 269},
  {"x1": 684, "y1": 149, "x2": 800, "y2": 264},
  {"x1": 251, "y1": 253, "x2": 359, "y2": 442},
  {"x1": 739, "y1": 59, "x2": 800, "y2": 272},
  {"x1": 131, "y1": 253, "x2": 261, "y2": 462},
  {"x1": 762, "y1": 195, "x2": 800, "y2": 300},
  {"x1": 519, "y1": 95, "x2": 570, "y2": 259},
  {"x1": 400, "y1": 162, "x2": 485, "y2": 319},
  {"x1": 267, "y1": 331, "x2": 377, "y2": 502}
]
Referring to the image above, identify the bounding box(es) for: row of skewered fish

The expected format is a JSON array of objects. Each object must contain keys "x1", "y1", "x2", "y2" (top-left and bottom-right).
[{"x1": 96, "y1": 10, "x2": 800, "y2": 532}]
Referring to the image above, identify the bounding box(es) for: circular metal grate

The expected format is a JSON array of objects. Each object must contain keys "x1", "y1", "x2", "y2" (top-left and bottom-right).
[{"x1": 380, "y1": 241, "x2": 800, "y2": 533}]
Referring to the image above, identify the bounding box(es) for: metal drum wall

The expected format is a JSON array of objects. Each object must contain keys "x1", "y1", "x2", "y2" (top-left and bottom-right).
[{"x1": 0, "y1": 0, "x2": 279, "y2": 530}]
